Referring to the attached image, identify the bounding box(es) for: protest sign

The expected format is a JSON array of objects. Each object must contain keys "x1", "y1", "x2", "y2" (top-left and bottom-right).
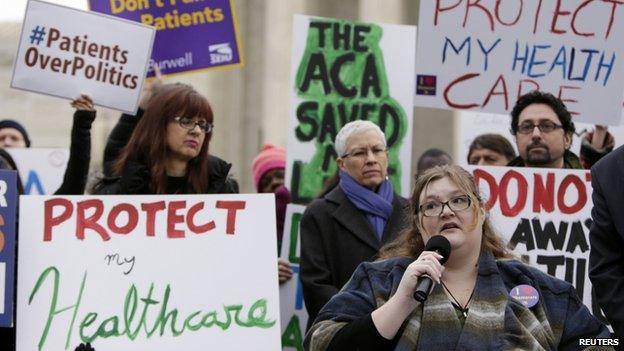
[
  {"x1": 287, "y1": 15, "x2": 416, "y2": 204},
  {"x1": 279, "y1": 204, "x2": 307, "y2": 351},
  {"x1": 89, "y1": 0, "x2": 243, "y2": 76},
  {"x1": 7, "y1": 148, "x2": 69, "y2": 195},
  {"x1": 0, "y1": 170, "x2": 18, "y2": 327},
  {"x1": 11, "y1": 0, "x2": 154, "y2": 114},
  {"x1": 468, "y1": 165, "x2": 605, "y2": 321},
  {"x1": 414, "y1": 1, "x2": 624, "y2": 125},
  {"x1": 17, "y1": 194, "x2": 281, "y2": 350}
]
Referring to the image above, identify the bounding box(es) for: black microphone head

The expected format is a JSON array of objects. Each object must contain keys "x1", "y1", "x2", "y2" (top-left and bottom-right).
[{"x1": 424, "y1": 235, "x2": 451, "y2": 265}]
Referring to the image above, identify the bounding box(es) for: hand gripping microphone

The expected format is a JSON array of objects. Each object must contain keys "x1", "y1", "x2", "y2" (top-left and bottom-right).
[{"x1": 413, "y1": 235, "x2": 451, "y2": 302}]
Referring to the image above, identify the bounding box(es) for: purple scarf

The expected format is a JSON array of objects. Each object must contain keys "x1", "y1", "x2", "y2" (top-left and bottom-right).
[{"x1": 339, "y1": 171, "x2": 394, "y2": 241}]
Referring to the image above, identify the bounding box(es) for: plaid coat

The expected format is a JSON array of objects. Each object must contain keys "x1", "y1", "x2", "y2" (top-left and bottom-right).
[{"x1": 306, "y1": 250, "x2": 612, "y2": 351}]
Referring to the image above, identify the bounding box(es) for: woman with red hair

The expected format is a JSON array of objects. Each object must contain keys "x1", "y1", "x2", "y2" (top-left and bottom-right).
[{"x1": 94, "y1": 83, "x2": 236, "y2": 195}]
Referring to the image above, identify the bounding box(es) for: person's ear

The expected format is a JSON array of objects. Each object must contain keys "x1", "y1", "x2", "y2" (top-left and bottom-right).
[
  {"x1": 564, "y1": 132, "x2": 573, "y2": 150},
  {"x1": 337, "y1": 157, "x2": 346, "y2": 171},
  {"x1": 511, "y1": 129, "x2": 520, "y2": 148}
]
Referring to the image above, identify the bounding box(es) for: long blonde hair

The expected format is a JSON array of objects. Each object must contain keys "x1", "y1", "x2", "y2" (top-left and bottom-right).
[{"x1": 379, "y1": 165, "x2": 515, "y2": 260}]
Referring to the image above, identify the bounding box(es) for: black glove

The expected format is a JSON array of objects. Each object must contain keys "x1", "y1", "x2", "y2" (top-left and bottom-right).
[
  {"x1": 120, "y1": 161, "x2": 151, "y2": 194},
  {"x1": 74, "y1": 343, "x2": 95, "y2": 351}
]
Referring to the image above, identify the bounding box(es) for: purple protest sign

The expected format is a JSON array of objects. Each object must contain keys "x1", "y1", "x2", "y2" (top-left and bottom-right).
[
  {"x1": 89, "y1": 0, "x2": 243, "y2": 76},
  {"x1": 0, "y1": 170, "x2": 17, "y2": 327}
]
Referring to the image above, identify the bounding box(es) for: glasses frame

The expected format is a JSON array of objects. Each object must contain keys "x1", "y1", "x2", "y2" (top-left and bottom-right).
[
  {"x1": 419, "y1": 195, "x2": 472, "y2": 217},
  {"x1": 516, "y1": 121, "x2": 563, "y2": 135},
  {"x1": 341, "y1": 146, "x2": 388, "y2": 160},
  {"x1": 173, "y1": 116, "x2": 213, "y2": 134}
]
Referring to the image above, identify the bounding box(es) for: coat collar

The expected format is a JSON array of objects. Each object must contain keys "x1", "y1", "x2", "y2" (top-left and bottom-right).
[
  {"x1": 325, "y1": 186, "x2": 408, "y2": 251},
  {"x1": 398, "y1": 251, "x2": 554, "y2": 350},
  {"x1": 507, "y1": 150, "x2": 583, "y2": 169}
]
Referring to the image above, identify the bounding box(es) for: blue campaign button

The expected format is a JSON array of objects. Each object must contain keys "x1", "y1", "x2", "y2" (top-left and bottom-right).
[{"x1": 510, "y1": 284, "x2": 539, "y2": 308}]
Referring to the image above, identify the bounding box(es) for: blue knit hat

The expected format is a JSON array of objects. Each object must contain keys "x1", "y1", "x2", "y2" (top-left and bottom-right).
[{"x1": 0, "y1": 119, "x2": 31, "y2": 147}]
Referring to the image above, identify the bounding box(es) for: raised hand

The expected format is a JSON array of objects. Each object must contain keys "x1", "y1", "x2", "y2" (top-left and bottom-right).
[
  {"x1": 70, "y1": 94, "x2": 95, "y2": 111},
  {"x1": 278, "y1": 258, "x2": 294, "y2": 283},
  {"x1": 139, "y1": 64, "x2": 163, "y2": 110}
]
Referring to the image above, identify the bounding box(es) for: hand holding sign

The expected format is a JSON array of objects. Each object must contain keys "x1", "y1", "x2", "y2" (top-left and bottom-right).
[
  {"x1": 139, "y1": 64, "x2": 163, "y2": 110},
  {"x1": 70, "y1": 94, "x2": 94, "y2": 111},
  {"x1": 278, "y1": 258, "x2": 293, "y2": 284},
  {"x1": 591, "y1": 125, "x2": 609, "y2": 149}
]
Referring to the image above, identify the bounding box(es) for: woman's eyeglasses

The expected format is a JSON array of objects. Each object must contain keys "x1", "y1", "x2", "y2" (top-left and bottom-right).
[
  {"x1": 174, "y1": 116, "x2": 213, "y2": 134},
  {"x1": 419, "y1": 195, "x2": 472, "y2": 217},
  {"x1": 341, "y1": 146, "x2": 387, "y2": 160}
]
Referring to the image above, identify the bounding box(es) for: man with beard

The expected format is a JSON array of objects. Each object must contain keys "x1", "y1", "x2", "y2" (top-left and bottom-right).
[{"x1": 507, "y1": 91, "x2": 581, "y2": 169}]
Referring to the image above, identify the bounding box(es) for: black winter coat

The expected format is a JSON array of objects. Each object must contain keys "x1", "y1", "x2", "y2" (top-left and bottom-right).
[
  {"x1": 93, "y1": 155, "x2": 238, "y2": 195},
  {"x1": 300, "y1": 186, "x2": 409, "y2": 330}
]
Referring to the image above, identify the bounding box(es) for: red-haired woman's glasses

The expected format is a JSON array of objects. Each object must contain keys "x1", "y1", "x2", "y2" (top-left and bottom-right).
[{"x1": 174, "y1": 116, "x2": 213, "y2": 133}]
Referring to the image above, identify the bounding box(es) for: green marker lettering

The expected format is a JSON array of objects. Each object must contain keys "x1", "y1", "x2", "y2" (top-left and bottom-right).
[
  {"x1": 291, "y1": 19, "x2": 407, "y2": 203},
  {"x1": 29, "y1": 268, "x2": 276, "y2": 347}
]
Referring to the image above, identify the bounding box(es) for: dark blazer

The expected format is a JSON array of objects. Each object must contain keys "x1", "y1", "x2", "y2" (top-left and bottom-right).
[
  {"x1": 589, "y1": 144, "x2": 624, "y2": 340},
  {"x1": 300, "y1": 186, "x2": 410, "y2": 329}
]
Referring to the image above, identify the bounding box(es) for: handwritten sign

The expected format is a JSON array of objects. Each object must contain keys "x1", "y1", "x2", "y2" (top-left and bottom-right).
[
  {"x1": 89, "y1": 0, "x2": 243, "y2": 76},
  {"x1": 7, "y1": 148, "x2": 69, "y2": 195},
  {"x1": 17, "y1": 194, "x2": 281, "y2": 350},
  {"x1": 286, "y1": 15, "x2": 415, "y2": 204},
  {"x1": 470, "y1": 166, "x2": 606, "y2": 322},
  {"x1": 0, "y1": 170, "x2": 18, "y2": 327},
  {"x1": 11, "y1": 0, "x2": 154, "y2": 113},
  {"x1": 279, "y1": 204, "x2": 307, "y2": 351},
  {"x1": 414, "y1": 1, "x2": 624, "y2": 125}
]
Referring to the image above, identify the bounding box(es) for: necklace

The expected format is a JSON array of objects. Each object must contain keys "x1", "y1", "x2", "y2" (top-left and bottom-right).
[{"x1": 440, "y1": 281, "x2": 475, "y2": 318}]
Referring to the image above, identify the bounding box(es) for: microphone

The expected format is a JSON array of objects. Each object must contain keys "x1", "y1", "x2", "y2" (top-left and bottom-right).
[{"x1": 413, "y1": 235, "x2": 451, "y2": 302}]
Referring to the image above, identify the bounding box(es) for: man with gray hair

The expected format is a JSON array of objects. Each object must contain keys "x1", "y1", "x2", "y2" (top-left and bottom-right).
[{"x1": 300, "y1": 120, "x2": 410, "y2": 329}]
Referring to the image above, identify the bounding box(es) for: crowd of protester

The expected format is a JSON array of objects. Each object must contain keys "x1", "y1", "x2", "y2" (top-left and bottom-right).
[{"x1": 1, "y1": 78, "x2": 623, "y2": 350}]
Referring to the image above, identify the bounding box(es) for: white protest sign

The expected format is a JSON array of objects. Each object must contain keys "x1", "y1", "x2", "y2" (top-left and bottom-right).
[
  {"x1": 17, "y1": 194, "x2": 281, "y2": 351},
  {"x1": 456, "y1": 111, "x2": 624, "y2": 166},
  {"x1": 279, "y1": 204, "x2": 308, "y2": 351},
  {"x1": 468, "y1": 166, "x2": 606, "y2": 321},
  {"x1": 414, "y1": 1, "x2": 624, "y2": 125},
  {"x1": 7, "y1": 148, "x2": 69, "y2": 195},
  {"x1": 11, "y1": 0, "x2": 155, "y2": 114},
  {"x1": 286, "y1": 15, "x2": 415, "y2": 204}
]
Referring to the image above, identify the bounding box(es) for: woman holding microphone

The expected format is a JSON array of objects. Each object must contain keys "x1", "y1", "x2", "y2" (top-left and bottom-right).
[{"x1": 305, "y1": 165, "x2": 610, "y2": 350}]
